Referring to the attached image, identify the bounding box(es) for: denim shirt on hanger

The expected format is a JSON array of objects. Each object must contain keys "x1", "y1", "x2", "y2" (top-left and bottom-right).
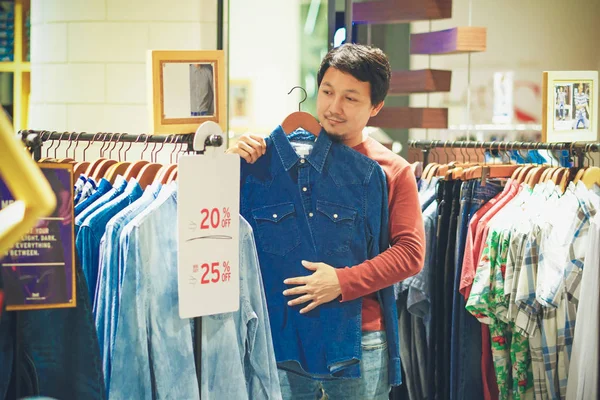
[
  {"x1": 75, "y1": 178, "x2": 141, "y2": 300},
  {"x1": 241, "y1": 126, "x2": 402, "y2": 385},
  {"x1": 74, "y1": 177, "x2": 111, "y2": 217},
  {"x1": 201, "y1": 217, "x2": 282, "y2": 399},
  {"x1": 95, "y1": 182, "x2": 162, "y2": 393},
  {"x1": 109, "y1": 183, "x2": 199, "y2": 400}
]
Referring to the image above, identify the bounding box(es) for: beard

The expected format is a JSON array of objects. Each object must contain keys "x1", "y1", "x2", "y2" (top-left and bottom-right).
[{"x1": 327, "y1": 132, "x2": 347, "y2": 143}]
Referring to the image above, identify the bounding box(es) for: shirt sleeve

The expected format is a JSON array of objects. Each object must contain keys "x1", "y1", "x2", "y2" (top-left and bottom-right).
[{"x1": 336, "y1": 165, "x2": 425, "y2": 302}]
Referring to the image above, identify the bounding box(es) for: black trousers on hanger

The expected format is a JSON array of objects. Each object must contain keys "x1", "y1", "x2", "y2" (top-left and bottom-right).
[{"x1": 430, "y1": 179, "x2": 454, "y2": 400}]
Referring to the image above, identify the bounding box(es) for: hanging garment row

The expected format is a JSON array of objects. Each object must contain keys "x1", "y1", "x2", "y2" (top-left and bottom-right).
[
  {"x1": 0, "y1": 130, "x2": 281, "y2": 400},
  {"x1": 398, "y1": 140, "x2": 600, "y2": 400}
]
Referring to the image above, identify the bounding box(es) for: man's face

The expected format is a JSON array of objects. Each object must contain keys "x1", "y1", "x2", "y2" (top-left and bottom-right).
[{"x1": 316, "y1": 67, "x2": 384, "y2": 146}]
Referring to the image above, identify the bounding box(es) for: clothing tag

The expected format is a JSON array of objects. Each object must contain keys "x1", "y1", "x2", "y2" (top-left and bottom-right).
[
  {"x1": 291, "y1": 142, "x2": 314, "y2": 158},
  {"x1": 178, "y1": 151, "x2": 240, "y2": 318}
]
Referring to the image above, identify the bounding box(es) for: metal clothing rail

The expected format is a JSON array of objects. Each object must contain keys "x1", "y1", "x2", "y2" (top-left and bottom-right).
[
  {"x1": 13, "y1": 128, "x2": 222, "y2": 399},
  {"x1": 17, "y1": 130, "x2": 204, "y2": 160},
  {"x1": 408, "y1": 139, "x2": 600, "y2": 168}
]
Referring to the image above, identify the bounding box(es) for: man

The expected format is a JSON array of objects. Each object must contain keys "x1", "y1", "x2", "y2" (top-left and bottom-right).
[
  {"x1": 190, "y1": 63, "x2": 214, "y2": 116},
  {"x1": 573, "y1": 83, "x2": 590, "y2": 129},
  {"x1": 229, "y1": 43, "x2": 425, "y2": 398},
  {"x1": 557, "y1": 86, "x2": 566, "y2": 120}
]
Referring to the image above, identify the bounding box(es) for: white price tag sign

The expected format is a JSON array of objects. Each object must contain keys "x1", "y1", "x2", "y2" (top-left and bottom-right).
[{"x1": 177, "y1": 149, "x2": 240, "y2": 318}]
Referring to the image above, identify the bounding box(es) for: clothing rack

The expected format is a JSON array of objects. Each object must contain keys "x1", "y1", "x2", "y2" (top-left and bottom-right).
[
  {"x1": 14, "y1": 129, "x2": 222, "y2": 399},
  {"x1": 409, "y1": 139, "x2": 600, "y2": 168}
]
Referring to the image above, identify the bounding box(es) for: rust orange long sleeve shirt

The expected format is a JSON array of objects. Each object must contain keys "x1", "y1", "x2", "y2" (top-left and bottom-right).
[{"x1": 335, "y1": 137, "x2": 426, "y2": 331}]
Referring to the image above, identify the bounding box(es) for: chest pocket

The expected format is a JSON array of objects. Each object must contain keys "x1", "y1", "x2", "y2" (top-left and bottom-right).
[
  {"x1": 316, "y1": 200, "x2": 357, "y2": 255},
  {"x1": 252, "y1": 203, "x2": 301, "y2": 256}
]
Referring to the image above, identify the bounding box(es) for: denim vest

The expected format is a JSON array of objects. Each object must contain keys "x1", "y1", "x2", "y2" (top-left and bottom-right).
[{"x1": 241, "y1": 126, "x2": 401, "y2": 385}]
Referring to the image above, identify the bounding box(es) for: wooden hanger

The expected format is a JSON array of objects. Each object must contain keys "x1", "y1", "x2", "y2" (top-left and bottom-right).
[
  {"x1": 122, "y1": 134, "x2": 153, "y2": 180},
  {"x1": 136, "y1": 163, "x2": 163, "y2": 189},
  {"x1": 573, "y1": 144, "x2": 594, "y2": 184},
  {"x1": 551, "y1": 167, "x2": 568, "y2": 186},
  {"x1": 123, "y1": 160, "x2": 150, "y2": 180},
  {"x1": 281, "y1": 86, "x2": 321, "y2": 136},
  {"x1": 104, "y1": 162, "x2": 132, "y2": 184},
  {"x1": 92, "y1": 159, "x2": 118, "y2": 181},
  {"x1": 155, "y1": 164, "x2": 178, "y2": 184},
  {"x1": 540, "y1": 166, "x2": 555, "y2": 182},
  {"x1": 411, "y1": 162, "x2": 423, "y2": 179},
  {"x1": 74, "y1": 162, "x2": 90, "y2": 177},
  {"x1": 422, "y1": 163, "x2": 437, "y2": 182},
  {"x1": 85, "y1": 157, "x2": 107, "y2": 177},
  {"x1": 166, "y1": 168, "x2": 178, "y2": 183},
  {"x1": 581, "y1": 166, "x2": 600, "y2": 189},
  {"x1": 524, "y1": 165, "x2": 547, "y2": 187},
  {"x1": 468, "y1": 164, "x2": 520, "y2": 183}
]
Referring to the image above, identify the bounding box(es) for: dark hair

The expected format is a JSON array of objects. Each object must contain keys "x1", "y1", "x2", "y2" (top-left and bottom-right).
[{"x1": 317, "y1": 43, "x2": 391, "y2": 106}]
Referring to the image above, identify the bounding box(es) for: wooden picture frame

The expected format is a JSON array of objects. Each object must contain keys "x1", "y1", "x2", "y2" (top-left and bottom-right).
[
  {"x1": 148, "y1": 50, "x2": 226, "y2": 134},
  {"x1": 229, "y1": 79, "x2": 252, "y2": 133},
  {"x1": 542, "y1": 71, "x2": 598, "y2": 143}
]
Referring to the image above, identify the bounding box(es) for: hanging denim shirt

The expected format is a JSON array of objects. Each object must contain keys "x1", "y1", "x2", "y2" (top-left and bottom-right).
[
  {"x1": 74, "y1": 174, "x2": 87, "y2": 203},
  {"x1": 241, "y1": 126, "x2": 401, "y2": 384},
  {"x1": 95, "y1": 182, "x2": 162, "y2": 393},
  {"x1": 74, "y1": 177, "x2": 111, "y2": 217},
  {"x1": 75, "y1": 176, "x2": 127, "y2": 238},
  {"x1": 202, "y1": 217, "x2": 282, "y2": 399},
  {"x1": 75, "y1": 178, "x2": 141, "y2": 300},
  {"x1": 109, "y1": 183, "x2": 198, "y2": 400}
]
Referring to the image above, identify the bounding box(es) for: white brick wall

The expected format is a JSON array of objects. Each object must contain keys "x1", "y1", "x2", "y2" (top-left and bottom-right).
[{"x1": 29, "y1": 0, "x2": 219, "y2": 133}]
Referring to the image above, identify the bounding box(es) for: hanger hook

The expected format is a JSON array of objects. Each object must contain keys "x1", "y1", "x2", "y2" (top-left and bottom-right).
[
  {"x1": 288, "y1": 86, "x2": 308, "y2": 112},
  {"x1": 170, "y1": 135, "x2": 180, "y2": 164},
  {"x1": 73, "y1": 132, "x2": 84, "y2": 159},
  {"x1": 154, "y1": 135, "x2": 171, "y2": 162},
  {"x1": 64, "y1": 132, "x2": 75, "y2": 158},
  {"x1": 45, "y1": 131, "x2": 57, "y2": 157},
  {"x1": 107, "y1": 132, "x2": 118, "y2": 159},
  {"x1": 40, "y1": 131, "x2": 49, "y2": 157},
  {"x1": 140, "y1": 134, "x2": 151, "y2": 160},
  {"x1": 98, "y1": 133, "x2": 107, "y2": 157},
  {"x1": 54, "y1": 132, "x2": 66, "y2": 159},
  {"x1": 83, "y1": 133, "x2": 98, "y2": 161}
]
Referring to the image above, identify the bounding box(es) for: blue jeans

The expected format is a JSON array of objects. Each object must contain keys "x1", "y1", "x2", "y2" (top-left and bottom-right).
[
  {"x1": 278, "y1": 331, "x2": 390, "y2": 400},
  {"x1": 0, "y1": 260, "x2": 105, "y2": 400},
  {"x1": 450, "y1": 180, "x2": 502, "y2": 400}
]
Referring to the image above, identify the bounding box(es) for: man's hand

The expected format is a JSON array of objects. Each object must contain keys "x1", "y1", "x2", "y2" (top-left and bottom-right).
[
  {"x1": 283, "y1": 261, "x2": 342, "y2": 314},
  {"x1": 225, "y1": 134, "x2": 267, "y2": 164}
]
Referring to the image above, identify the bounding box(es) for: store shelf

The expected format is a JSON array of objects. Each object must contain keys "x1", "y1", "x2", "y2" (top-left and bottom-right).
[
  {"x1": 410, "y1": 27, "x2": 487, "y2": 55},
  {"x1": 0, "y1": 62, "x2": 16, "y2": 72},
  {"x1": 353, "y1": 0, "x2": 452, "y2": 24},
  {"x1": 389, "y1": 69, "x2": 452, "y2": 95},
  {"x1": 370, "y1": 107, "x2": 448, "y2": 129},
  {"x1": 0, "y1": 61, "x2": 30, "y2": 72}
]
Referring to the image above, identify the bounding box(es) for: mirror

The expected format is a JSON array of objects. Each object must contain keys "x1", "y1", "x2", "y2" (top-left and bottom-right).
[
  {"x1": 148, "y1": 50, "x2": 225, "y2": 134},
  {"x1": 162, "y1": 62, "x2": 216, "y2": 119}
]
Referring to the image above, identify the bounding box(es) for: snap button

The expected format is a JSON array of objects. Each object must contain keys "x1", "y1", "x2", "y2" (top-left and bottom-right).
[
  {"x1": 302, "y1": 187, "x2": 307, "y2": 192},
  {"x1": 333, "y1": 214, "x2": 338, "y2": 219},
  {"x1": 300, "y1": 159, "x2": 306, "y2": 164},
  {"x1": 309, "y1": 212, "x2": 314, "y2": 218},
  {"x1": 273, "y1": 214, "x2": 278, "y2": 219}
]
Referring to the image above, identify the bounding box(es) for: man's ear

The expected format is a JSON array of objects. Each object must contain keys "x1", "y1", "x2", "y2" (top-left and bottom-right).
[{"x1": 370, "y1": 101, "x2": 385, "y2": 117}]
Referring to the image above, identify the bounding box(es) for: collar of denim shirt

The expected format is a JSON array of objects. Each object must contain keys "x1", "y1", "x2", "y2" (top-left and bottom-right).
[{"x1": 271, "y1": 125, "x2": 331, "y2": 173}]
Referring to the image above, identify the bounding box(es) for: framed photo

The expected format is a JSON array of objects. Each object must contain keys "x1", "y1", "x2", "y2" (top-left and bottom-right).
[
  {"x1": 148, "y1": 50, "x2": 226, "y2": 134},
  {"x1": 229, "y1": 79, "x2": 252, "y2": 133},
  {"x1": 542, "y1": 71, "x2": 598, "y2": 142},
  {"x1": 1, "y1": 163, "x2": 76, "y2": 311}
]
